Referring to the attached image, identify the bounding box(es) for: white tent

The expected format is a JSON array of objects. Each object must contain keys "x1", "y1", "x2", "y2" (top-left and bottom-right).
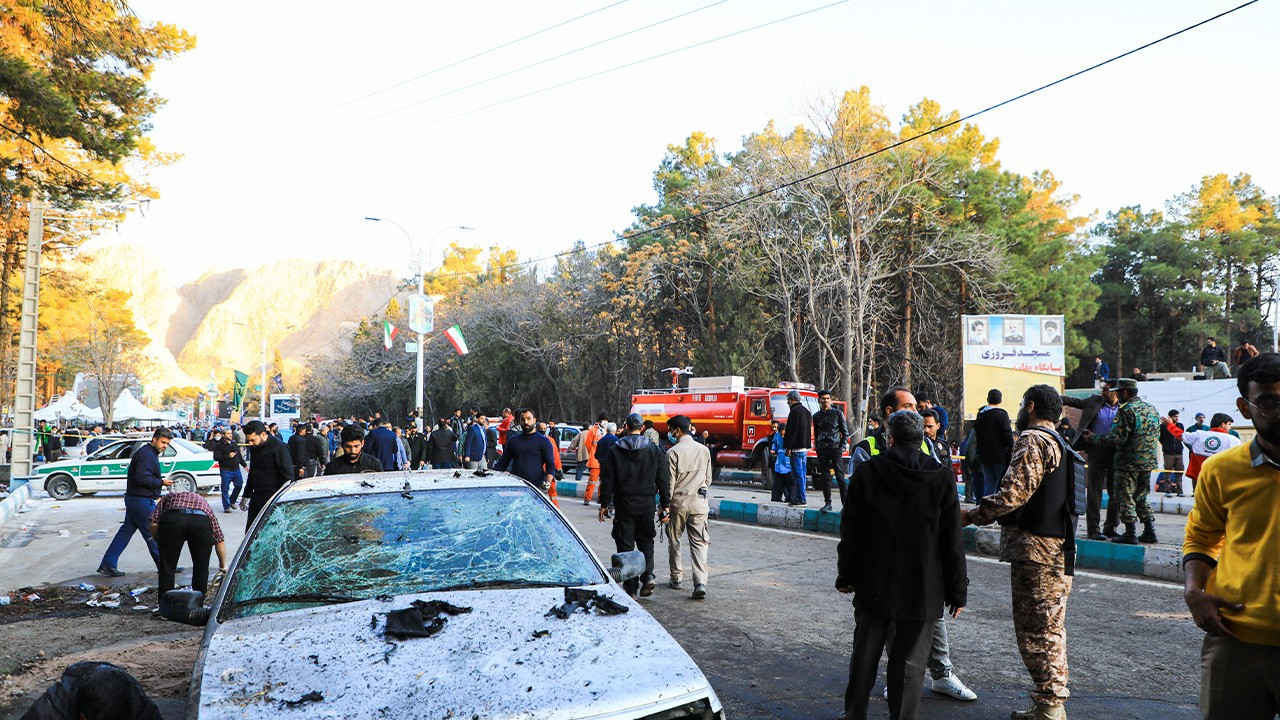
[
  {"x1": 111, "y1": 389, "x2": 167, "y2": 423},
  {"x1": 34, "y1": 392, "x2": 102, "y2": 423}
]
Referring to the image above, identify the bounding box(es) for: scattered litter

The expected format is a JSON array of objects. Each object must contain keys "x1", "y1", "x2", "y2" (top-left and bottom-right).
[
  {"x1": 23, "y1": 593, "x2": 40, "y2": 603},
  {"x1": 546, "y1": 587, "x2": 629, "y2": 619},
  {"x1": 93, "y1": 528, "x2": 109, "y2": 534},
  {"x1": 85, "y1": 592, "x2": 121, "y2": 608},
  {"x1": 530, "y1": 629, "x2": 550, "y2": 639},
  {"x1": 77, "y1": 583, "x2": 96, "y2": 591},
  {"x1": 472, "y1": 469, "x2": 490, "y2": 477},
  {"x1": 57, "y1": 530, "x2": 70, "y2": 537},
  {"x1": 400, "y1": 492, "x2": 412, "y2": 499},
  {"x1": 359, "y1": 481, "x2": 374, "y2": 488},
  {"x1": 453, "y1": 471, "x2": 461, "y2": 478},
  {"x1": 132, "y1": 605, "x2": 149, "y2": 612},
  {"x1": 50, "y1": 505, "x2": 61, "y2": 509},
  {"x1": 128, "y1": 587, "x2": 151, "y2": 598},
  {"x1": 383, "y1": 600, "x2": 472, "y2": 639},
  {"x1": 281, "y1": 691, "x2": 324, "y2": 709},
  {"x1": 0, "y1": 596, "x2": 10, "y2": 606}
]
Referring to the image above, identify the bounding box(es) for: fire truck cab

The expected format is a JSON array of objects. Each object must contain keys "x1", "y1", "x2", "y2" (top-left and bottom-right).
[{"x1": 630, "y1": 376, "x2": 845, "y2": 486}]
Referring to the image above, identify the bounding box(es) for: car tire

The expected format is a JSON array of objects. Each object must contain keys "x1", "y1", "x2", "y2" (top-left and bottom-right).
[
  {"x1": 169, "y1": 474, "x2": 196, "y2": 494},
  {"x1": 46, "y1": 474, "x2": 77, "y2": 501}
]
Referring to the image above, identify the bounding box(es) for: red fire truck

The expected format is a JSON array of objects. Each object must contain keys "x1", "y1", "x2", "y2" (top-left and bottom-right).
[{"x1": 630, "y1": 376, "x2": 846, "y2": 487}]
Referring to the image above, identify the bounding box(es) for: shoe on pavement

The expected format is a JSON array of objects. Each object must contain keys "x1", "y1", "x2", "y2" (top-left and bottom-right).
[
  {"x1": 931, "y1": 673, "x2": 977, "y2": 701},
  {"x1": 583, "y1": 499, "x2": 591, "y2": 506},
  {"x1": 692, "y1": 584, "x2": 706, "y2": 600},
  {"x1": 788, "y1": 501, "x2": 806, "y2": 507},
  {"x1": 1102, "y1": 528, "x2": 1119, "y2": 539},
  {"x1": 1139, "y1": 520, "x2": 1158, "y2": 544},
  {"x1": 820, "y1": 503, "x2": 833, "y2": 513},
  {"x1": 669, "y1": 579, "x2": 683, "y2": 590},
  {"x1": 1086, "y1": 531, "x2": 1107, "y2": 541},
  {"x1": 1010, "y1": 703, "x2": 1066, "y2": 720},
  {"x1": 640, "y1": 578, "x2": 657, "y2": 597},
  {"x1": 1112, "y1": 532, "x2": 1139, "y2": 545},
  {"x1": 96, "y1": 565, "x2": 125, "y2": 578}
]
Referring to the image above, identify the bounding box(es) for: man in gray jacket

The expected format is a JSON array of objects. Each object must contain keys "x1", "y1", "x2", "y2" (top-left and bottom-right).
[{"x1": 665, "y1": 414, "x2": 711, "y2": 599}]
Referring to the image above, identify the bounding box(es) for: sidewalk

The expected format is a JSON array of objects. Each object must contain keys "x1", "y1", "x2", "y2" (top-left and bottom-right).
[{"x1": 555, "y1": 475, "x2": 1190, "y2": 583}]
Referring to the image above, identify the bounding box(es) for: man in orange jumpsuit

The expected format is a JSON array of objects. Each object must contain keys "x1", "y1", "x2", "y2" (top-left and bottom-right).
[{"x1": 583, "y1": 412, "x2": 607, "y2": 504}]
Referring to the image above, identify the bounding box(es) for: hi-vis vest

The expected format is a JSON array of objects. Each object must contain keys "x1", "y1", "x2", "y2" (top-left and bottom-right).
[{"x1": 865, "y1": 434, "x2": 934, "y2": 458}]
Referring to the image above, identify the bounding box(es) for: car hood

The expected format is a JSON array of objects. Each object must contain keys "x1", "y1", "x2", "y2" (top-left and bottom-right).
[{"x1": 196, "y1": 586, "x2": 715, "y2": 719}]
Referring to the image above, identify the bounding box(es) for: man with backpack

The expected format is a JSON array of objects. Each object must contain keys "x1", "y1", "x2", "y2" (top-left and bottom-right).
[{"x1": 963, "y1": 384, "x2": 1080, "y2": 720}]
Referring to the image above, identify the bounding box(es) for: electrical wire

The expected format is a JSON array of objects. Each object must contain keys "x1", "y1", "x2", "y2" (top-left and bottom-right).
[
  {"x1": 190, "y1": 0, "x2": 632, "y2": 159},
  {"x1": 0, "y1": 122, "x2": 97, "y2": 182},
  {"x1": 277, "y1": 0, "x2": 1264, "y2": 351},
  {"x1": 252, "y1": 0, "x2": 849, "y2": 172},
  {"x1": 207, "y1": 0, "x2": 736, "y2": 167}
]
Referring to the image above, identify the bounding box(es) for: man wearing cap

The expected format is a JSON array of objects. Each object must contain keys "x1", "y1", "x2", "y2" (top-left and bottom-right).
[
  {"x1": 665, "y1": 414, "x2": 711, "y2": 599},
  {"x1": 783, "y1": 390, "x2": 813, "y2": 507},
  {"x1": 598, "y1": 413, "x2": 671, "y2": 597},
  {"x1": 1085, "y1": 378, "x2": 1161, "y2": 545},
  {"x1": 1186, "y1": 412, "x2": 1209, "y2": 434}
]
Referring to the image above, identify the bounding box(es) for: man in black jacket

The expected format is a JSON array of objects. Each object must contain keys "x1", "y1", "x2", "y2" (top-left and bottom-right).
[
  {"x1": 212, "y1": 432, "x2": 246, "y2": 513},
  {"x1": 837, "y1": 410, "x2": 967, "y2": 720},
  {"x1": 21, "y1": 661, "x2": 162, "y2": 720},
  {"x1": 1199, "y1": 336, "x2": 1230, "y2": 379},
  {"x1": 96, "y1": 428, "x2": 174, "y2": 577},
  {"x1": 427, "y1": 419, "x2": 457, "y2": 469},
  {"x1": 325, "y1": 424, "x2": 385, "y2": 474},
  {"x1": 783, "y1": 390, "x2": 812, "y2": 507},
  {"x1": 238, "y1": 420, "x2": 294, "y2": 528},
  {"x1": 287, "y1": 423, "x2": 321, "y2": 479},
  {"x1": 974, "y1": 389, "x2": 1014, "y2": 497},
  {"x1": 1061, "y1": 381, "x2": 1119, "y2": 539},
  {"x1": 812, "y1": 389, "x2": 850, "y2": 511},
  {"x1": 598, "y1": 413, "x2": 671, "y2": 598}
]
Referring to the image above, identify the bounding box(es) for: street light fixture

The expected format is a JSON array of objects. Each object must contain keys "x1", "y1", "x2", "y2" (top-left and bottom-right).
[{"x1": 364, "y1": 218, "x2": 475, "y2": 431}]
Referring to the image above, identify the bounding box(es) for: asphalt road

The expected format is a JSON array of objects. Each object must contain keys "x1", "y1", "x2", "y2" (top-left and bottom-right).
[
  {"x1": 2, "y1": 487, "x2": 1204, "y2": 720},
  {"x1": 559, "y1": 497, "x2": 1203, "y2": 720}
]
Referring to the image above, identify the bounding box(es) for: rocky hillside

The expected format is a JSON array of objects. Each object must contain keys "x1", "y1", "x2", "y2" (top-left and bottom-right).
[{"x1": 71, "y1": 245, "x2": 403, "y2": 392}]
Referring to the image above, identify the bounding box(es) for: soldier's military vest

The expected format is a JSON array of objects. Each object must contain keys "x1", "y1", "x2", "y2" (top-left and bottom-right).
[{"x1": 998, "y1": 427, "x2": 1085, "y2": 574}]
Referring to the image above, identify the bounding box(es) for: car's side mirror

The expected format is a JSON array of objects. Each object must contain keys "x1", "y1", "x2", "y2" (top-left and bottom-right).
[
  {"x1": 161, "y1": 589, "x2": 210, "y2": 626},
  {"x1": 608, "y1": 550, "x2": 645, "y2": 584}
]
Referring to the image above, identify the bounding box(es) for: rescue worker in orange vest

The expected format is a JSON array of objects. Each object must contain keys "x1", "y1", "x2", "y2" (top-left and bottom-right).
[
  {"x1": 536, "y1": 421, "x2": 562, "y2": 508},
  {"x1": 583, "y1": 412, "x2": 607, "y2": 504}
]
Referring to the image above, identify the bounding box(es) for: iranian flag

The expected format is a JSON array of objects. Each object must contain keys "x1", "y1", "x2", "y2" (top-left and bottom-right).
[
  {"x1": 383, "y1": 320, "x2": 398, "y2": 350},
  {"x1": 444, "y1": 324, "x2": 469, "y2": 355}
]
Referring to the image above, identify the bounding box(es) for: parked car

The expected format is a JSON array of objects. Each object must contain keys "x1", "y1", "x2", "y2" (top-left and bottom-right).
[
  {"x1": 163, "y1": 471, "x2": 725, "y2": 719},
  {"x1": 36, "y1": 437, "x2": 220, "y2": 500},
  {"x1": 548, "y1": 423, "x2": 583, "y2": 467}
]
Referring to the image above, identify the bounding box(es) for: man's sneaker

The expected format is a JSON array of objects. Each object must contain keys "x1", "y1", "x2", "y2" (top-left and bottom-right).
[
  {"x1": 639, "y1": 578, "x2": 657, "y2": 597},
  {"x1": 930, "y1": 673, "x2": 977, "y2": 701},
  {"x1": 96, "y1": 565, "x2": 124, "y2": 578},
  {"x1": 1086, "y1": 531, "x2": 1107, "y2": 541},
  {"x1": 669, "y1": 579, "x2": 683, "y2": 590},
  {"x1": 820, "y1": 503, "x2": 833, "y2": 513},
  {"x1": 1112, "y1": 532, "x2": 1139, "y2": 545},
  {"x1": 583, "y1": 499, "x2": 591, "y2": 506},
  {"x1": 691, "y1": 584, "x2": 706, "y2": 600},
  {"x1": 1102, "y1": 528, "x2": 1119, "y2": 540}
]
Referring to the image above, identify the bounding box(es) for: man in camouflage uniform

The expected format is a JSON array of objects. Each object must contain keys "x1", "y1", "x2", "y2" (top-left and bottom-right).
[
  {"x1": 963, "y1": 384, "x2": 1071, "y2": 720},
  {"x1": 1085, "y1": 377, "x2": 1160, "y2": 544}
]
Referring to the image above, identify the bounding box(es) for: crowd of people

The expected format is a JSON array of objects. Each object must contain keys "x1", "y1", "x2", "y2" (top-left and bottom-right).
[
  {"x1": 62, "y1": 352, "x2": 1280, "y2": 720},
  {"x1": 1092, "y1": 335, "x2": 1261, "y2": 385}
]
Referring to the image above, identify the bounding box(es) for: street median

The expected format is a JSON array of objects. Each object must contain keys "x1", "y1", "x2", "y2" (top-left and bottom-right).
[{"x1": 554, "y1": 479, "x2": 1182, "y2": 582}]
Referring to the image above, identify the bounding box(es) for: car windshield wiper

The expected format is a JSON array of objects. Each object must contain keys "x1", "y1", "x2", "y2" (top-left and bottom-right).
[
  {"x1": 232, "y1": 592, "x2": 362, "y2": 608},
  {"x1": 429, "y1": 578, "x2": 572, "y2": 592}
]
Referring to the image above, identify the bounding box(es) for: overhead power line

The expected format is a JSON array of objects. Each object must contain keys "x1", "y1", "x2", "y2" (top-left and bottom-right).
[
  {"x1": 212, "y1": 0, "x2": 736, "y2": 167},
  {"x1": 300, "y1": 0, "x2": 1262, "y2": 349},
  {"x1": 191, "y1": 0, "x2": 632, "y2": 158},
  {"x1": 248, "y1": 0, "x2": 850, "y2": 173},
  {"x1": 424, "y1": 0, "x2": 1266, "y2": 281}
]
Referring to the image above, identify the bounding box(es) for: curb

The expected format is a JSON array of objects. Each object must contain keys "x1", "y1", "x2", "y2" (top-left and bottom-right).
[
  {"x1": 554, "y1": 480, "x2": 1183, "y2": 582},
  {"x1": 0, "y1": 482, "x2": 33, "y2": 533}
]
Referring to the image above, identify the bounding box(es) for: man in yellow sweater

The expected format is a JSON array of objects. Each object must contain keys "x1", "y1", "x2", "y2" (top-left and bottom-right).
[{"x1": 1183, "y1": 353, "x2": 1280, "y2": 720}]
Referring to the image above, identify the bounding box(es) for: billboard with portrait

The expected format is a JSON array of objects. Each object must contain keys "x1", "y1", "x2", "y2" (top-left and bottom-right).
[{"x1": 961, "y1": 314, "x2": 1066, "y2": 420}]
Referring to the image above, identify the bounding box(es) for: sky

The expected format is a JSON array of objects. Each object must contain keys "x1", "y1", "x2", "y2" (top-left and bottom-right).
[{"x1": 104, "y1": 0, "x2": 1279, "y2": 284}]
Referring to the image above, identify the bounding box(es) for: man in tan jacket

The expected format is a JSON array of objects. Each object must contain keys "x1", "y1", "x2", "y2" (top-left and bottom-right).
[{"x1": 666, "y1": 414, "x2": 712, "y2": 599}]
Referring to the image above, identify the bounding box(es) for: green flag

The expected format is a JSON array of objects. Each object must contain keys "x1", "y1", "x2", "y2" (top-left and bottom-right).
[{"x1": 233, "y1": 370, "x2": 249, "y2": 410}]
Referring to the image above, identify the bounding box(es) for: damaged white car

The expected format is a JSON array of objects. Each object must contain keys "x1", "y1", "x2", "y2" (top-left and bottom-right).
[{"x1": 162, "y1": 471, "x2": 725, "y2": 719}]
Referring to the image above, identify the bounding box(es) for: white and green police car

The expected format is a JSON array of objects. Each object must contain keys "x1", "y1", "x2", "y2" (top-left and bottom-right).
[{"x1": 37, "y1": 437, "x2": 222, "y2": 500}]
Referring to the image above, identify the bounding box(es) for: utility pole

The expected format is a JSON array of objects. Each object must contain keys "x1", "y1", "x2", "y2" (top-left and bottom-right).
[
  {"x1": 260, "y1": 337, "x2": 267, "y2": 422},
  {"x1": 10, "y1": 198, "x2": 44, "y2": 486},
  {"x1": 415, "y1": 249, "x2": 425, "y2": 433}
]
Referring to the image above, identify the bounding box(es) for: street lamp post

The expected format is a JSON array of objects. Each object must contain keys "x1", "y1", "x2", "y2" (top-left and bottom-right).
[{"x1": 364, "y1": 218, "x2": 473, "y2": 431}]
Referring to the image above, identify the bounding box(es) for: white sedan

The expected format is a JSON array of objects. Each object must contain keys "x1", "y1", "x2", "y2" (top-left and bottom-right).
[{"x1": 164, "y1": 470, "x2": 725, "y2": 720}]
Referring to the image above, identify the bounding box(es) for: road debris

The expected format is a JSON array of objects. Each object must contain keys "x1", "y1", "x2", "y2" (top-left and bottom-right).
[
  {"x1": 281, "y1": 690, "x2": 324, "y2": 708},
  {"x1": 546, "y1": 587, "x2": 629, "y2": 619},
  {"x1": 383, "y1": 600, "x2": 472, "y2": 639}
]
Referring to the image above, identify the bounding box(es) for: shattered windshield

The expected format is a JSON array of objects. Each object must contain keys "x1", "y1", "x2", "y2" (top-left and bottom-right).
[{"x1": 225, "y1": 487, "x2": 605, "y2": 618}]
